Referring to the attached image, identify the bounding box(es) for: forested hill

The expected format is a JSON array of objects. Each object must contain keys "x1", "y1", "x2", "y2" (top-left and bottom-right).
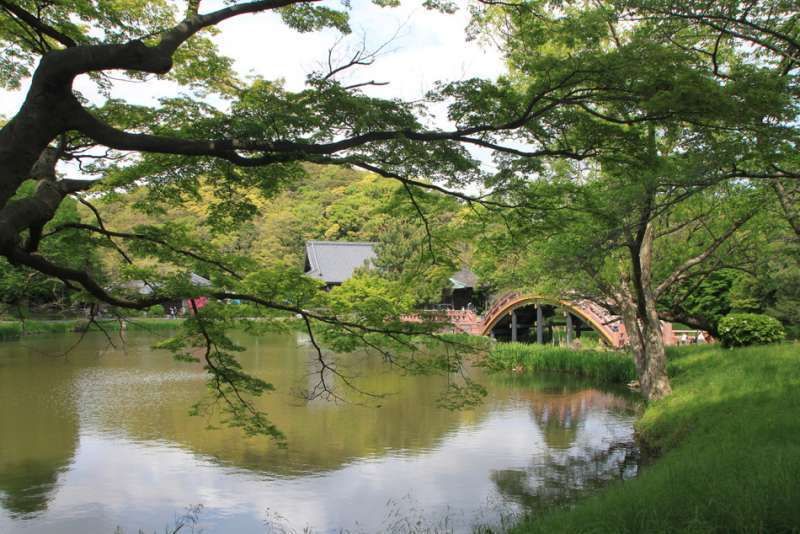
[
  {"x1": 0, "y1": 164, "x2": 467, "y2": 315},
  {"x1": 94, "y1": 165, "x2": 406, "y2": 270}
]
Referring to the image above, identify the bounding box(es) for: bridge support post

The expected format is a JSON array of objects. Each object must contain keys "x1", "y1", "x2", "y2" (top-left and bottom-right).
[
  {"x1": 566, "y1": 312, "x2": 573, "y2": 344},
  {"x1": 536, "y1": 304, "x2": 544, "y2": 344},
  {"x1": 511, "y1": 310, "x2": 518, "y2": 342}
]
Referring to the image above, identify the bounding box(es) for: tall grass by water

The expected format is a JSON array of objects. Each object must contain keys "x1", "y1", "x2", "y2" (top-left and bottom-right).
[
  {"x1": 0, "y1": 318, "x2": 183, "y2": 341},
  {"x1": 510, "y1": 342, "x2": 800, "y2": 533},
  {"x1": 486, "y1": 343, "x2": 637, "y2": 384}
]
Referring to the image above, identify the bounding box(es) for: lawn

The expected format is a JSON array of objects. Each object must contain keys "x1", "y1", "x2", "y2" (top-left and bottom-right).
[{"x1": 509, "y1": 342, "x2": 800, "y2": 533}]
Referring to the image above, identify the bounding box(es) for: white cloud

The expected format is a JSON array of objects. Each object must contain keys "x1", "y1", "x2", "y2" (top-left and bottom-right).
[{"x1": 1, "y1": 1, "x2": 505, "y2": 119}]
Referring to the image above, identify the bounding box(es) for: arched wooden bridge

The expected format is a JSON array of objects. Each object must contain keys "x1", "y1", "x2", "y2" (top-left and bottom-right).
[
  {"x1": 429, "y1": 291, "x2": 628, "y2": 348},
  {"x1": 406, "y1": 291, "x2": 681, "y2": 348},
  {"x1": 478, "y1": 292, "x2": 628, "y2": 348}
]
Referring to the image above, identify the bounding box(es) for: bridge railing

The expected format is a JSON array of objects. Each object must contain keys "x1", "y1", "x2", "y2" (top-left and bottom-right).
[
  {"x1": 482, "y1": 291, "x2": 522, "y2": 328},
  {"x1": 398, "y1": 309, "x2": 482, "y2": 334}
]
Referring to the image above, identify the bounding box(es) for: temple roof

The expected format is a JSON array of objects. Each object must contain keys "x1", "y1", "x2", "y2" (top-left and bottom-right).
[
  {"x1": 304, "y1": 240, "x2": 377, "y2": 284},
  {"x1": 449, "y1": 267, "x2": 479, "y2": 289}
]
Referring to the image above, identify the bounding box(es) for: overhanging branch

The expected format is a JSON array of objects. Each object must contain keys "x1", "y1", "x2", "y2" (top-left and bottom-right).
[
  {"x1": 654, "y1": 209, "x2": 756, "y2": 298},
  {"x1": 0, "y1": 0, "x2": 77, "y2": 48}
]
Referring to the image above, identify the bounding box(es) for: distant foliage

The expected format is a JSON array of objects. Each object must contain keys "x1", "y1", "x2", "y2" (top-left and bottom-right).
[
  {"x1": 717, "y1": 313, "x2": 785, "y2": 347},
  {"x1": 666, "y1": 270, "x2": 738, "y2": 333}
]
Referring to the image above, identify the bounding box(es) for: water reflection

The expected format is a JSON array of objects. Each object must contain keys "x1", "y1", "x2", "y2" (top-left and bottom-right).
[
  {"x1": 485, "y1": 374, "x2": 639, "y2": 514},
  {"x1": 491, "y1": 436, "x2": 639, "y2": 512},
  {"x1": 0, "y1": 340, "x2": 80, "y2": 517},
  {"x1": 0, "y1": 332, "x2": 639, "y2": 533}
]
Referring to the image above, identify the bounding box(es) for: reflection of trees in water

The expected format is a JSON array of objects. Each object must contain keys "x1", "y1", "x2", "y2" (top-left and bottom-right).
[
  {"x1": 526, "y1": 388, "x2": 633, "y2": 449},
  {"x1": 72, "y1": 332, "x2": 492, "y2": 477},
  {"x1": 0, "y1": 459, "x2": 71, "y2": 518},
  {"x1": 0, "y1": 346, "x2": 79, "y2": 517},
  {"x1": 492, "y1": 441, "x2": 639, "y2": 511},
  {"x1": 491, "y1": 387, "x2": 639, "y2": 512},
  {"x1": 0, "y1": 332, "x2": 640, "y2": 523}
]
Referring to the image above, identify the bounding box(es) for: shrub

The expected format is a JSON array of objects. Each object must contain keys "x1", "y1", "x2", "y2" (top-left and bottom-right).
[{"x1": 717, "y1": 313, "x2": 785, "y2": 347}]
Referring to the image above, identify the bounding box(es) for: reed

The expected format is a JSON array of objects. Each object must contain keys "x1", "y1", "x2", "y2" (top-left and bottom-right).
[{"x1": 487, "y1": 342, "x2": 637, "y2": 383}]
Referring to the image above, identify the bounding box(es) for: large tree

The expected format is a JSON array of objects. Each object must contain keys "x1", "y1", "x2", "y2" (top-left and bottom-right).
[{"x1": 467, "y1": 0, "x2": 796, "y2": 400}]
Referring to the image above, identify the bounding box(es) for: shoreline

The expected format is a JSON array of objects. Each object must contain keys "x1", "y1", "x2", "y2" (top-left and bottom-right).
[{"x1": 0, "y1": 317, "x2": 185, "y2": 341}]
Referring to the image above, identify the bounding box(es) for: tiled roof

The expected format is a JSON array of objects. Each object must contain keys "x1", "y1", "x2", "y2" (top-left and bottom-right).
[
  {"x1": 189, "y1": 272, "x2": 211, "y2": 287},
  {"x1": 304, "y1": 240, "x2": 377, "y2": 284},
  {"x1": 449, "y1": 267, "x2": 479, "y2": 289}
]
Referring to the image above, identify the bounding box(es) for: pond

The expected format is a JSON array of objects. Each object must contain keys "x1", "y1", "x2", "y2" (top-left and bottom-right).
[{"x1": 0, "y1": 330, "x2": 639, "y2": 533}]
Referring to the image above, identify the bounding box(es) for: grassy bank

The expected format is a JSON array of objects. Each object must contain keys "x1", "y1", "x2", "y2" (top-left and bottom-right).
[
  {"x1": 509, "y1": 342, "x2": 800, "y2": 533},
  {"x1": 0, "y1": 318, "x2": 184, "y2": 341},
  {"x1": 486, "y1": 342, "x2": 637, "y2": 384}
]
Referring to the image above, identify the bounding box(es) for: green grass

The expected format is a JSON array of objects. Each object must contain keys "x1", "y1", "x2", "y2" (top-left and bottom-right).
[
  {"x1": 486, "y1": 342, "x2": 637, "y2": 384},
  {"x1": 0, "y1": 318, "x2": 184, "y2": 341},
  {"x1": 509, "y1": 342, "x2": 800, "y2": 533}
]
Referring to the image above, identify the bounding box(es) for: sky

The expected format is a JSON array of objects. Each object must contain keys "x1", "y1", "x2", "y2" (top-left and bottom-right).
[{"x1": 0, "y1": 0, "x2": 507, "y2": 124}]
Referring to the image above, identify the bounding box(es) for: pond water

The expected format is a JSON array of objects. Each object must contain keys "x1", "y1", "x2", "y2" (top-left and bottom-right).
[{"x1": 0, "y1": 331, "x2": 639, "y2": 533}]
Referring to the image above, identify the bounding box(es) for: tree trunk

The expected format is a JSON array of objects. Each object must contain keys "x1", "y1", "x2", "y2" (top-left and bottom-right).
[
  {"x1": 617, "y1": 278, "x2": 672, "y2": 401},
  {"x1": 639, "y1": 317, "x2": 671, "y2": 399},
  {"x1": 617, "y1": 219, "x2": 673, "y2": 402},
  {"x1": 615, "y1": 278, "x2": 646, "y2": 380},
  {"x1": 636, "y1": 222, "x2": 672, "y2": 400}
]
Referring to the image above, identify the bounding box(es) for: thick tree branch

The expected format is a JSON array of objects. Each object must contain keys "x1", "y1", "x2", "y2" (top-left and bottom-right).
[
  {"x1": 68, "y1": 99, "x2": 574, "y2": 161},
  {"x1": 34, "y1": 0, "x2": 305, "y2": 84},
  {"x1": 0, "y1": 178, "x2": 95, "y2": 255},
  {"x1": 157, "y1": 0, "x2": 308, "y2": 57}
]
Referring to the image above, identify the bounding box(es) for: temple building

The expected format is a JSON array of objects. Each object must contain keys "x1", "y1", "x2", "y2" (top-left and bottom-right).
[{"x1": 303, "y1": 240, "x2": 483, "y2": 309}]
